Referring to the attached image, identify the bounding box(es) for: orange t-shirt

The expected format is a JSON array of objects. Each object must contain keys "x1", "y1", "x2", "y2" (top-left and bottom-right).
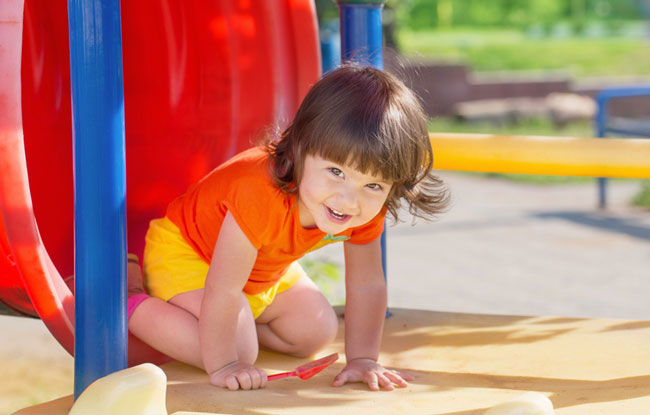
[{"x1": 166, "y1": 146, "x2": 386, "y2": 295}]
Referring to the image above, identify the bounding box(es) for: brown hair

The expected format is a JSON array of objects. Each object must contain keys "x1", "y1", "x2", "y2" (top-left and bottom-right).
[{"x1": 266, "y1": 65, "x2": 448, "y2": 221}]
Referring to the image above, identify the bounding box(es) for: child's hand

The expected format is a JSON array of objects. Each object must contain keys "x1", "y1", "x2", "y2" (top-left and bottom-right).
[
  {"x1": 209, "y1": 361, "x2": 268, "y2": 390},
  {"x1": 332, "y1": 358, "x2": 414, "y2": 391}
]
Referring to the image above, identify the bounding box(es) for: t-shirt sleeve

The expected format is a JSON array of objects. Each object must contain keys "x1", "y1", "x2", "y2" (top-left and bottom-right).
[
  {"x1": 347, "y1": 207, "x2": 387, "y2": 245},
  {"x1": 222, "y1": 176, "x2": 284, "y2": 250}
]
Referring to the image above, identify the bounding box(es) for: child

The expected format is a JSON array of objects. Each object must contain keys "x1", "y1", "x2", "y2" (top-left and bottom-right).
[{"x1": 127, "y1": 65, "x2": 448, "y2": 391}]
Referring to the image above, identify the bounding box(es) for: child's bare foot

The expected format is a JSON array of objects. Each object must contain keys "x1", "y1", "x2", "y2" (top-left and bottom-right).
[{"x1": 127, "y1": 254, "x2": 145, "y2": 297}]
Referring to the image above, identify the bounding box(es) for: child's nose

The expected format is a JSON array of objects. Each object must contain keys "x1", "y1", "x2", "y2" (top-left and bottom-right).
[{"x1": 338, "y1": 187, "x2": 359, "y2": 211}]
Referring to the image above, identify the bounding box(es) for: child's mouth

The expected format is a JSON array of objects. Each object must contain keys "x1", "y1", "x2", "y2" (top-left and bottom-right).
[{"x1": 326, "y1": 206, "x2": 350, "y2": 223}]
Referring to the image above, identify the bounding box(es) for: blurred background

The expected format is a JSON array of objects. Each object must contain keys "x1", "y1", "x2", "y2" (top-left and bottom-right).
[
  {"x1": 316, "y1": 0, "x2": 650, "y2": 141},
  {"x1": 304, "y1": 0, "x2": 650, "y2": 314}
]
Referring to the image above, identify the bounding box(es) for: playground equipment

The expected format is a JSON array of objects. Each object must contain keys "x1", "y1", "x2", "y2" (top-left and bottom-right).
[
  {"x1": 67, "y1": 364, "x2": 167, "y2": 415},
  {"x1": 484, "y1": 392, "x2": 554, "y2": 415},
  {"x1": 0, "y1": 0, "x2": 321, "y2": 393},
  {"x1": 595, "y1": 85, "x2": 650, "y2": 207},
  {"x1": 428, "y1": 133, "x2": 650, "y2": 178}
]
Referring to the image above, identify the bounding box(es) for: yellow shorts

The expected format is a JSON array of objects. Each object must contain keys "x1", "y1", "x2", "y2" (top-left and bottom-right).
[{"x1": 143, "y1": 217, "x2": 305, "y2": 319}]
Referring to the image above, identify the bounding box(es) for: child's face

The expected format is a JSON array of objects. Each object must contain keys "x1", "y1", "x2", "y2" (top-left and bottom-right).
[{"x1": 297, "y1": 154, "x2": 392, "y2": 234}]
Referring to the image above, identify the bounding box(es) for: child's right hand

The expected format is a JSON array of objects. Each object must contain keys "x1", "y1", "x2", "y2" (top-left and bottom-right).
[{"x1": 209, "y1": 361, "x2": 268, "y2": 390}]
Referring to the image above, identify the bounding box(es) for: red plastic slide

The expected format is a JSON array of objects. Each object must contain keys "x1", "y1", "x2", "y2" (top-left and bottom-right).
[{"x1": 0, "y1": 0, "x2": 320, "y2": 365}]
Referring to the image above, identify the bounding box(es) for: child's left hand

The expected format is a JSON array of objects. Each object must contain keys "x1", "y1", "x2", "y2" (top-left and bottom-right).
[{"x1": 332, "y1": 358, "x2": 414, "y2": 391}]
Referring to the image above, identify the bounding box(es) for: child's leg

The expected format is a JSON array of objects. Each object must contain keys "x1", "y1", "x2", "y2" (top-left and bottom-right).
[
  {"x1": 129, "y1": 292, "x2": 259, "y2": 368},
  {"x1": 167, "y1": 289, "x2": 259, "y2": 364},
  {"x1": 255, "y1": 275, "x2": 338, "y2": 357},
  {"x1": 128, "y1": 296, "x2": 205, "y2": 368},
  {"x1": 127, "y1": 263, "x2": 258, "y2": 368}
]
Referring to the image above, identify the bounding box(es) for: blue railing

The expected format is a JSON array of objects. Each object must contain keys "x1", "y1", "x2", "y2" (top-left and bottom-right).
[{"x1": 595, "y1": 85, "x2": 650, "y2": 208}]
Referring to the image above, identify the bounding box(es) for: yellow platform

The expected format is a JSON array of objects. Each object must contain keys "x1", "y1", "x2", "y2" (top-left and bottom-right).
[{"x1": 15, "y1": 308, "x2": 650, "y2": 415}]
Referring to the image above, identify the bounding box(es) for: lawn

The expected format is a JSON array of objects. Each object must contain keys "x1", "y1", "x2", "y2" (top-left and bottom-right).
[
  {"x1": 428, "y1": 117, "x2": 595, "y2": 137},
  {"x1": 397, "y1": 28, "x2": 650, "y2": 78}
]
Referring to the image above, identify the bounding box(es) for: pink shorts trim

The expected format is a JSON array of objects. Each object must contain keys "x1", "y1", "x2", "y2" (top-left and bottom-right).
[{"x1": 127, "y1": 293, "x2": 150, "y2": 320}]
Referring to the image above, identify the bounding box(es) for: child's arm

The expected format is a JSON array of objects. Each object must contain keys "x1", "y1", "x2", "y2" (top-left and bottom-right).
[
  {"x1": 333, "y1": 238, "x2": 414, "y2": 391},
  {"x1": 200, "y1": 211, "x2": 267, "y2": 390}
]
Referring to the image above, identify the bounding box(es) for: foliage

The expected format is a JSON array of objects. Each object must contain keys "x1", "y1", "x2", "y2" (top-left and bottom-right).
[
  {"x1": 299, "y1": 257, "x2": 344, "y2": 304},
  {"x1": 632, "y1": 180, "x2": 650, "y2": 208},
  {"x1": 394, "y1": 0, "x2": 648, "y2": 30},
  {"x1": 314, "y1": 0, "x2": 339, "y2": 21}
]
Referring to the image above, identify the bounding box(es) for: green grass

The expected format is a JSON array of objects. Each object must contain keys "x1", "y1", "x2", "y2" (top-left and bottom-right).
[
  {"x1": 299, "y1": 257, "x2": 343, "y2": 304},
  {"x1": 428, "y1": 116, "x2": 595, "y2": 138},
  {"x1": 632, "y1": 180, "x2": 650, "y2": 208},
  {"x1": 398, "y1": 28, "x2": 650, "y2": 78},
  {"x1": 475, "y1": 172, "x2": 596, "y2": 185}
]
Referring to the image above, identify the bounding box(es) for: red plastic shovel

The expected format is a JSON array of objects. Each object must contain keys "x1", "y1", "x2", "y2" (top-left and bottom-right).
[{"x1": 268, "y1": 353, "x2": 339, "y2": 381}]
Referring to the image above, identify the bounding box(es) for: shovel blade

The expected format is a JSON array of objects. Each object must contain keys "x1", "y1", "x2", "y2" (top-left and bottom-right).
[{"x1": 295, "y1": 353, "x2": 339, "y2": 380}]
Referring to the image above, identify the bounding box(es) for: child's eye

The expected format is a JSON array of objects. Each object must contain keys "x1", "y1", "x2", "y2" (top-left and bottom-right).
[
  {"x1": 329, "y1": 167, "x2": 344, "y2": 177},
  {"x1": 366, "y1": 183, "x2": 383, "y2": 191}
]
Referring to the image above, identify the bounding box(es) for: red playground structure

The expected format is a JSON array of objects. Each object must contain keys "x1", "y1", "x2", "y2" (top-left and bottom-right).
[{"x1": 0, "y1": 0, "x2": 321, "y2": 365}]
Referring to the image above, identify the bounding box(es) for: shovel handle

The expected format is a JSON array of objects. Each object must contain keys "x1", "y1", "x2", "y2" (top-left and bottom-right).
[{"x1": 268, "y1": 371, "x2": 296, "y2": 381}]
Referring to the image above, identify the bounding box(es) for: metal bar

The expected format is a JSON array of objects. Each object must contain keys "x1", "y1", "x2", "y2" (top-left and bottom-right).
[
  {"x1": 595, "y1": 88, "x2": 609, "y2": 208},
  {"x1": 596, "y1": 85, "x2": 650, "y2": 100},
  {"x1": 605, "y1": 128, "x2": 650, "y2": 138},
  {"x1": 429, "y1": 133, "x2": 650, "y2": 179},
  {"x1": 337, "y1": 1, "x2": 384, "y2": 69},
  {"x1": 594, "y1": 85, "x2": 650, "y2": 208},
  {"x1": 67, "y1": 0, "x2": 128, "y2": 399}
]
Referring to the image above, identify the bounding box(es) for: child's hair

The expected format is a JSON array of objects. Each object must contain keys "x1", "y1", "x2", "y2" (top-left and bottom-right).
[{"x1": 266, "y1": 65, "x2": 448, "y2": 221}]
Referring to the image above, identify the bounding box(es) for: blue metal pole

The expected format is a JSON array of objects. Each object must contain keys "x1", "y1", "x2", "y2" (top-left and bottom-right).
[
  {"x1": 319, "y1": 19, "x2": 341, "y2": 74},
  {"x1": 335, "y1": 0, "x2": 388, "y2": 314},
  {"x1": 595, "y1": 93, "x2": 608, "y2": 209},
  {"x1": 67, "y1": 0, "x2": 128, "y2": 399},
  {"x1": 337, "y1": 1, "x2": 384, "y2": 69},
  {"x1": 594, "y1": 85, "x2": 650, "y2": 209}
]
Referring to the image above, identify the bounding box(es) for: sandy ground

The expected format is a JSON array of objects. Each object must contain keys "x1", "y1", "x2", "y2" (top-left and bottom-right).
[
  {"x1": 0, "y1": 316, "x2": 73, "y2": 414},
  {"x1": 2, "y1": 173, "x2": 650, "y2": 414}
]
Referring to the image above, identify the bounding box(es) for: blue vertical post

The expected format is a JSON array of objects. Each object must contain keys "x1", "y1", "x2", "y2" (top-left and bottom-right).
[
  {"x1": 67, "y1": 0, "x2": 128, "y2": 399},
  {"x1": 335, "y1": 0, "x2": 388, "y2": 313},
  {"x1": 319, "y1": 19, "x2": 341, "y2": 74},
  {"x1": 336, "y1": 1, "x2": 384, "y2": 70},
  {"x1": 595, "y1": 95, "x2": 608, "y2": 209},
  {"x1": 594, "y1": 85, "x2": 650, "y2": 208}
]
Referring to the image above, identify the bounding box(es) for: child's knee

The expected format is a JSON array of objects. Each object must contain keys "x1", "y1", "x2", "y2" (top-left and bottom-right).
[
  {"x1": 238, "y1": 341, "x2": 259, "y2": 365},
  {"x1": 292, "y1": 306, "x2": 338, "y2": 357},
  {"x1": 319, "y1": 306, "x2": 339, "y2": 343}
]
